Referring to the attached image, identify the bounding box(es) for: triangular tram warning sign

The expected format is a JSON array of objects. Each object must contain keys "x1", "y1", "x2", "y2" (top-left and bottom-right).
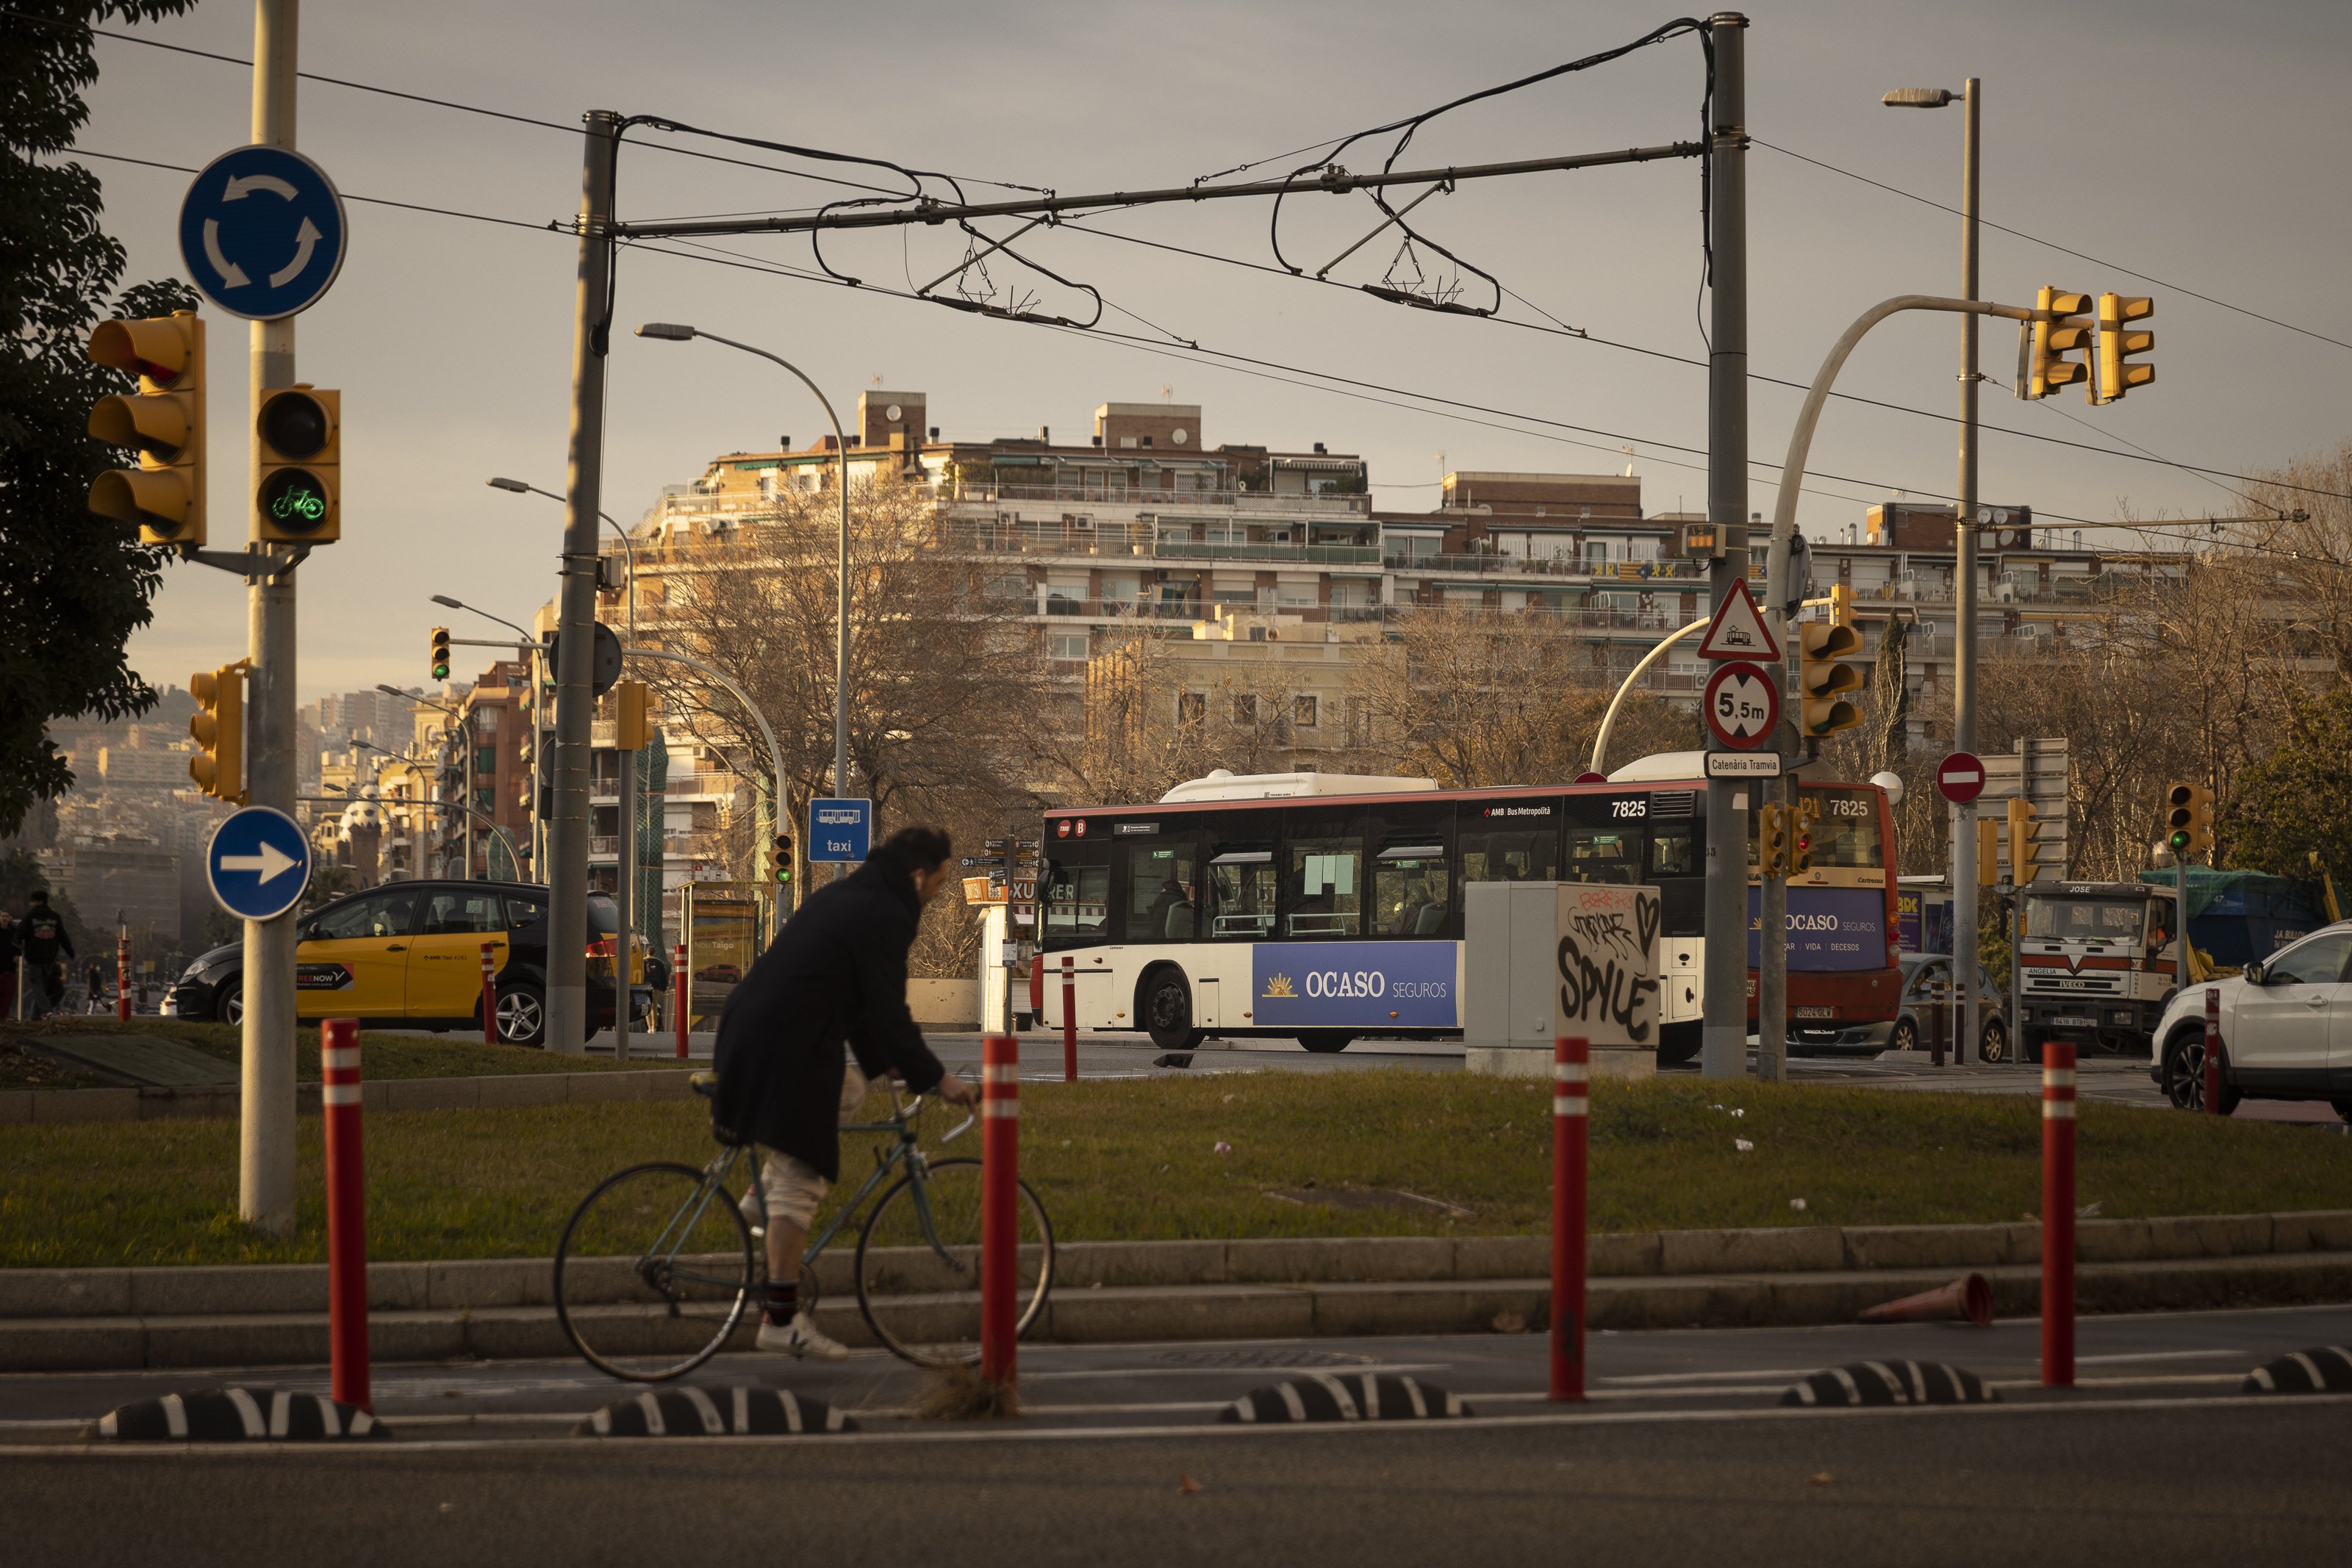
[{"x1": 1696, "y1": 577, "x2": 1782, "y2": 661}]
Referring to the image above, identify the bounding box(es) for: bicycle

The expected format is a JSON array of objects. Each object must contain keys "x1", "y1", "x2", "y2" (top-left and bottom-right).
[{"x1": 553, "y1": 1072, "x2": 1054, "y2": 1381}]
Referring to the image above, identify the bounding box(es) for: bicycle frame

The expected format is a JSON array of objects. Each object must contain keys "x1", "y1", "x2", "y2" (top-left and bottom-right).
[{"x1": 725, "y1": 1085, "x2": 977, "y2": 1281}]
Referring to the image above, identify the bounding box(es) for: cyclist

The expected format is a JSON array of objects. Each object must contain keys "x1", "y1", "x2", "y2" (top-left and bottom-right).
[{"x1": 713, "y1": 824, "x2": 976, "y2": 1360}]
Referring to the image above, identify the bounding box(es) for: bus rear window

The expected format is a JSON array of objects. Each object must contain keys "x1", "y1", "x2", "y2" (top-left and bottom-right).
[{"x1": 1799, "y1": 790, "x2": 1882, "y2": 867}]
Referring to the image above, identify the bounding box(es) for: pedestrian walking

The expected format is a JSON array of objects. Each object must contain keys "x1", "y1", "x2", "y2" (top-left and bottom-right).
[
  {"x1": 19, "y1": 891, "x2": 74, "y2": 1019},
  {"x1": 85, "y1": 958, "x2": 108, "y2": 1014},
  {"x1": 0, "y1": 912, "x2": 18, "y2": 1019}
]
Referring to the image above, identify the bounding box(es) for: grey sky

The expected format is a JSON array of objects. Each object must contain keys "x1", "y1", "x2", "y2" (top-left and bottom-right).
[{"x1": 68, "y1": 0, "x2": 2352, "y2": 701}]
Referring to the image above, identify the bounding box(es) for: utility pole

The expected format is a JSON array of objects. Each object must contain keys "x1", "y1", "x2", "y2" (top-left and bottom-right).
[
  {"x1": 1699, "y1": 12, "x2": 1750, "y2": 1081},
  {"x1": 240, "y1": 0, "x2": 300, "y2": 1235},
  {"x1": 547, "y1": 112, "x2": 621, "y2": 1054},
  {"x1": 1952, "y1": 76, "x2": 1982, "y2": 1065}
]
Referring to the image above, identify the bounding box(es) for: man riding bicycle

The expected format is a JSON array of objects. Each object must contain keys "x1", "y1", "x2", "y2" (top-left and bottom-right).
[{"x1": 711, "y1": 825, "x2": 976, "y2": 1360}]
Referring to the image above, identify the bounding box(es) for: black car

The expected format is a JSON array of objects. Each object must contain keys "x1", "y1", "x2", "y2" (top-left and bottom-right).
[{"x1": 164, "y1": 880, "x2": 660, "y2": 1047}]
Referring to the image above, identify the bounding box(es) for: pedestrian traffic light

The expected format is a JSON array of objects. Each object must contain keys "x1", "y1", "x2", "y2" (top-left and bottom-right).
[
  {"x1": 2095, "y1": 293, "x2": 2154, "y2": 403},
  {"x1": 2029, "y1": 287, "x2": 2093, "y2": 400},
  {"x1": 1797, "y1": 583, "x2": 1864, "y2": 736},
  {"x1": 2165, "y1": 782, "x2": 2214, "y2": 857},
  {"x1": 1977, "y1": 817, "x2": 2001, "y2": 885},
  {"x1": 430, "y1": 627, "x2": 451, "y2": 682},
  {"x1": 1792, "y1": 796, "x2": 1820, "y2": 874},
  {"x1": 85, "y1": 311, "x2": 206, "y2": 549},
  {"x1": 1757, "y1": 802, "x2": 1788, "y2": 877},
  {"x1": 2007, "y1": 798, "x2": 2047, "y2": 885},
  {"x1": 187, "y1": 660, "x2": 247, "y2": 804},
  {"x1": 253, "y1": 385, "x2": 340, "y2": 542},
  {"x1": 770, "y1": 833, "x2": 794, "y2": 885}
]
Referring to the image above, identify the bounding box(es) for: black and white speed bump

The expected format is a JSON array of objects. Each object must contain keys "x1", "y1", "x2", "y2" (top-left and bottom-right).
[
  {"x1": 2240, "y1": 1347, "x2": 2352, "y2": 1394},
  {"x1": 574, "y1": 1387, "x2": 856, "y2": 1436},
  {"x1": 87, "y1": 1389, "x2": 387, "y2": 1442},
  {"x1": 1218, "y1": 1373, "x2": 1469, "y2": 1423},
  {"x1": 1780, "y1": 1362, "x2": 1996, "y2": 1408}
]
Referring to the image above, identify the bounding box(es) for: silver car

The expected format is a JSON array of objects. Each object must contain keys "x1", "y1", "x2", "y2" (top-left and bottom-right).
[{"x1": 1793, "y1": 954, "x2": 2011, "y2": 1061}]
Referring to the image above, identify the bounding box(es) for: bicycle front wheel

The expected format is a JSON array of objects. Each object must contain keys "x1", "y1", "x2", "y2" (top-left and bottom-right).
[
  {"x1": 853, "y1": 1157, "x2": 1054, "y2": 1368},
  {"x1": 554, "y1": 1160, "x2": 756, "y2": 1381}
]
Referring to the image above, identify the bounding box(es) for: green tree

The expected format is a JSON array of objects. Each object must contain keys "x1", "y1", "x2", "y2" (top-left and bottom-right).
[
  {"x1": 2229, "y1": 685, "x2": 2352, "y2": 885},
  {"x1": 1, "y1": 2, "x2": 201, "y2": 837}
]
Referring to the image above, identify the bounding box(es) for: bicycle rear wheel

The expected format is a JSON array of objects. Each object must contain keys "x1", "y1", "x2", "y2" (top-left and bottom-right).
[
  {"x1": 554, "y1": 1161, "x2": 756, "y2": 1381},
  {"x1": 853, "y1": 1157, "x2": 1053, "y2": 1368}
]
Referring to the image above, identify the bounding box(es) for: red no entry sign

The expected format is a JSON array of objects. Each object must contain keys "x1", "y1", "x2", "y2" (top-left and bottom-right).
[
  {"x1": 1704, "y1": 661, "x2": 1779, "y2": 750},
  {"x1": 1937, "y1": 751, "x2": 1986, "y2": 804}
]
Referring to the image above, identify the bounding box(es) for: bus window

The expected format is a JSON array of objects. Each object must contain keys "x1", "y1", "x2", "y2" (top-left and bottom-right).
[
  {"x1": 1460, "y1": 827, "x2": 1560, "y2": 884},
  {"x1": 1796, "y1": 788, "x2": 1883, "y2": 867},
  {"x1": 1567, "y1": 826, "x2": 1641, "y2": 884},
  {"x1": 1648, "y1": 823, "x2": 1697, "y2": 879},
  {"x1": 1206, "y1": 850, "x2": 1277, "y2": 940},
  {"x1": 1374, "y1": 843, "x2": 1449, "y2": 937},
  {"x1": 1120, "y1": 843, "x2": 1197, "y2": 942},
  {"x1": 1285, "y1": 837, "x2": 1362, "y2": 937},
  {"x1": 1039, "y1": 854, "x2": 1109, "y2": 946}
]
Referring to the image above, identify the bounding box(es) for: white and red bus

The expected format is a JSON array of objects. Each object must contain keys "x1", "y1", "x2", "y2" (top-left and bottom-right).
[{"x1": 1030, "y1": 754, "x2": 1901, "y2": 1062}]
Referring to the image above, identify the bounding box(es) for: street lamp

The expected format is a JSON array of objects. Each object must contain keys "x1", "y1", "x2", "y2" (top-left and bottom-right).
[
  {"x1": 637, "y1": 320, "x2": 853, "y2": 880},
  {"x1": 487, "y1": 477, "x2": 638, "y2": 641},
  {"x1": 1885, "y1": 77, "x2": 1982, "y2": 1065},
  {"x1": 382, "y1": 686, "x2": 473, "y2": 880},
  {"x1": 431, "y1": 593, "x2": 548, "y2": 878}
]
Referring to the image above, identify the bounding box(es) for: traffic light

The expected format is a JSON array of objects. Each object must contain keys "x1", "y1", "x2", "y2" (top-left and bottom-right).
[
  {"x1": 253, "y1": 385, "x2": 340, "y2": 542},
  {"x1": 1977, "y1": 817, "x2": 2001, "y2": 885},
  {"x1": 1792, "y1": 796, "x2": 1820, "y2": 874},
  {"x1": 2165, "y1": 782, "x2": 2214, "y2": 857},
  {"x1": 614, "y1": 680, "x2": 650, "y2": 751},
  {"x1": 1797, "y1": 583, "x2": 1864, "y2": 736},
  {"x1": 2029, "y1": 287, "x2": 2093, "y2": 400},
  {"x1": 1757, "y1": 802, "x2": 1788, "y2": 877},
  {"x1": 2095, "y1": 293, "x2": 2154, "y2": 403},
  {"x1": 769, "y1": 832, "x2": 794, "y2": 885},
  {"x1": 2007, "y1": 797, "x2": 2047, "y2": 885},
  {"x1": 187, "y1": 661, "x2": 247, "y2": 803},
  {"x1": 429, "y1": 627, "x2": 451, "y2": 682},
  {"x1": 85, "y1": 311, "x2": 206, "y2": 548}
]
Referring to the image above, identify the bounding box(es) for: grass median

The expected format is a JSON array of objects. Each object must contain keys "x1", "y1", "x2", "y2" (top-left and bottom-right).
[
  {"x1": 4, "y1": 1070, "x2": 2350, "y2": 1268},
  {"x1": 0, "y1": 1018, "x2": 679, "y2": 1088}
]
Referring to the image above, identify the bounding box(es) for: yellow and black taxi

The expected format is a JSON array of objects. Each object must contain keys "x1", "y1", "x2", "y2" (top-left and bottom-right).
[{"x1": 164, "y1": 879, "x2": 657, "y2": 1046}]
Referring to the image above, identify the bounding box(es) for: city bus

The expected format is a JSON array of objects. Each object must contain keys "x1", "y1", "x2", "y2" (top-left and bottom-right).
[{"x1": 1030, "y1": 755, "x2": 1902, "y2": 1062}]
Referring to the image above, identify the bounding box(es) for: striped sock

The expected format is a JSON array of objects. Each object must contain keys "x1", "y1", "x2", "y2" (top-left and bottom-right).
[{"x1": 764, "y1": 1278, "x2": 797, "y2": 1326}]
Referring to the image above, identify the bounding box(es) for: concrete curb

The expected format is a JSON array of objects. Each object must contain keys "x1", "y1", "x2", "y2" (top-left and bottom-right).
[
  {"x1": 0, "y1": 1069, "x2": 700, "y2": 1125},
  {"x1": 2, "y1": 1211, "x2": 2348, "y2": 1373}
]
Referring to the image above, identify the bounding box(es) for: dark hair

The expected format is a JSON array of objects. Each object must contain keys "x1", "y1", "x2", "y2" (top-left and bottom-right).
[
  {"x1": 878, "y1": 825, "x2": 953, "y2": 871},
  {"x1": 27, "y1": 888, "x2": 49, "y2": 902}
]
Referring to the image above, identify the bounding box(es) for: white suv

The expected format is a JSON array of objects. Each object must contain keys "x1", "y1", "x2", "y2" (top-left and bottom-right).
[{"x1": 2148, "y1": 920, "x2": 2352, "y2": 1121}]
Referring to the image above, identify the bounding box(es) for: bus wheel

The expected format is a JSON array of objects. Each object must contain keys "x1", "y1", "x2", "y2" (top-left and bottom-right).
[
  {"x1": 1298, "y1": 1032, "x2": 1352, "y2": 1054},
  {"x1": 1654, "y1": 1022, "x2": 1701, "y2": 1066},
  {"x1": 1142, "y1": 969, "x2": 1194, "y2": 1052}
]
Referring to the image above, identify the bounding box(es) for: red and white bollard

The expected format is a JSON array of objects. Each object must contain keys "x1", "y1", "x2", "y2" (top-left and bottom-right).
[
  {"x1": 2041, "y1": 1040, "x2": 2076, "y2": 1389},
  {"x1": 1060, "y1": 955, "x2": 1078, "y2": 1085},
  {"x1": 115, "y1": 931, "x2": 129, "y2": 1021},
  {"x1": 980, "y1": 1033, "x2": 1019, "y2": 1387},
  {"x1": 480, "y1": 943, "x2": 498, "y2": 1047},
  {"x1": 673, "y1": 943, "x2": 689, "y2": 1060},
  {"x1": 2204, "y1": 986, "x2": 2223, "y2": 1115},
  {"x1": 321, "y1": 1019, "x2": 371, "y2": 1411},
  {"x1": 1551, "y1": 1036, "x2": 1589, "y2": 1402}
]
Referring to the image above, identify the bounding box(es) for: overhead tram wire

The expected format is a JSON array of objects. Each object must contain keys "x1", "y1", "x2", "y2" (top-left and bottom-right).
[{"x1": 1755, "y1": 137, "x2": 2352, "y2": 356}]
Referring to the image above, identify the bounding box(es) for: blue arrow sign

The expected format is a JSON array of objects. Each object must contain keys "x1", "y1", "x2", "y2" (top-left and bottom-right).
[
  {"x1": 178, "y1": 145, "x2": 348, "y2": 321},
  {"x1": 807, "y1": 798, "x2": 873, "y2": 863},
  {"x1": 206, "y1": 806, "x2": 314, "y2": 921}
]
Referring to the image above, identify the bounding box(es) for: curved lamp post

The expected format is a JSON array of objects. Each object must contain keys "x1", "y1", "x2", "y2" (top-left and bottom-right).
[{"x1": 487, "y1": 477, "x2": 639, "y2": 642}]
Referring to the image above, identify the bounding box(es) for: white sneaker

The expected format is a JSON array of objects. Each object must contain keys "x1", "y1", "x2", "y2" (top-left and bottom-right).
[
  {"x1": 736, "y1": 1188, "x2": 765, "y2": 1237},
  {"x1": 756, "y1": 1312, "x2": 849, "y2": 1362}
]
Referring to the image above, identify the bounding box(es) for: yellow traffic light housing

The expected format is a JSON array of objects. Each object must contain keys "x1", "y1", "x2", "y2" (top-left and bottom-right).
[
  {"x1": 2029, "y1": 287, "x2": 2093, "y2": 400},
  {"x1": 614, "y1": 681, "x2": 650, "y2": 751},
  {"x1": 2096, "y1": 294, "x2": 2154, "y2": 403},
  {"x1": 1976, "y1": 817, "x2": 2001, "y2": 885},
  {"x1": 2007, "y1": 797, "x2": 2047, "y2": 885},
  {"x1": 1791, "y1": 796, "x2": 1820, "y2": 874},
  {"x1": 254, "y1": 385, "x2": 340, "y2": 542},
  {"x1": 2165, "y1": 782, "x2": 2214, "y2": 858},
  {"x1": 187, "y1": 661, "x2": 248, "y2": 803},
  {"x1": 1757, "y1": 802, "x2": 1788, "y2": 877},
  {"x1": 430, "y1": 627, "x2": 451, "y2": 683},
  {"x1": 86, "y1": 311, "x2": 206, "y2": 548},
  {"x1": 1797, "y1": 584, "x2": 1864, "y2": 736}
]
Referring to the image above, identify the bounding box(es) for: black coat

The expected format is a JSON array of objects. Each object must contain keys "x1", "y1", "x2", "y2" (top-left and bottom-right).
[{"x1": 711, "y1": 851, "x2": 946, "y2": 1182}]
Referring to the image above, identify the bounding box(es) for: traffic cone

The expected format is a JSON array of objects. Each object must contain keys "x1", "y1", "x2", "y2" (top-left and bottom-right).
[{"x1": 1859, "y1": 1272, "x2": 1993, "y2": 1328}]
